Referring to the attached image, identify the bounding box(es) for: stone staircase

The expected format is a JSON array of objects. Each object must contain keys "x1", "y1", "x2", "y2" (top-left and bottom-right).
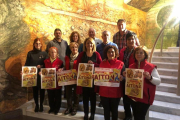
[{"x1": 18, "y1": 47, "x2": 180, "y2": 120}]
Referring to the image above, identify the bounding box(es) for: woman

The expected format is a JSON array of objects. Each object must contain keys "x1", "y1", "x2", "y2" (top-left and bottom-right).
[
  {"x1": 125, "y1": 46, "x2": 161, "y2": 120},
  {"x1": 66, "y1": 31, "x2": 83, "y2": 55},
  {"x1": 64, "y1": 42, "x2": 79, "y2": 116},
  {"x1": 24, "y1": 38, "x2": 47, "y2": 112},
  {"x1": 119, "y1": 31, "x2": 137, "y2": 120},
  {"x1": 44, "y1": 47, "x2": 64, "y2": 115},
  {"x1": 99, "y1": 45, "x2": 125, "y2": 120},
  {"x1": 76, "y1": 37, "x2": 102, "y2": 120}
]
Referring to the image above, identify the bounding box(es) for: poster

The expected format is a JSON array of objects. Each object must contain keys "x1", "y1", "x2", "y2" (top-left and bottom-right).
[
  {"x1": 57, "y1": 69, "x2": 77, "y2": 86},
  {"x1": 94, "y1": 68, "x2": 121, "y2": 87},
  {"x1": 77, "y1": 63, "x2": 94, "y2": 87},
  {"x1": 22, "y1": 66, "x2": 37, "y2": 87},
  {"x1": 125, "y1": 68, "x2": 144, "y2": 99},
  {"x1": 41, "y1": 68, "x2": 56, "y2": 89}
]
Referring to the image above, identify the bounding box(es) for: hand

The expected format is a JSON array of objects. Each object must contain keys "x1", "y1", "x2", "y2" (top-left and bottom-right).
[
  {"x1": 20, "y1": 71, "x2": 22, "y2": 75},
  {"x1": 58, "y1": 68, "x2": 63, "y2": 72},
  {"x1": 120, "y1": 75, "x2": 124, "y2": 81},
  {"x1": 37, "y1": 65, "x2": 41, "y2": 68},
  {"x1": 143, "y1": 71, "x2": 151, "y2": 80},
  {"x1": 103, "y1": 59, "x2": 107, "y2": 61},
  {"x1": 123, "y1": 71, "x2": 126, "y2": 77},
  {"x1": 88, "y1": 60, "x2": 93, "y2": 64},
  {"x1": 39, "y1": 72, "x2": 41, "y2": 76}
]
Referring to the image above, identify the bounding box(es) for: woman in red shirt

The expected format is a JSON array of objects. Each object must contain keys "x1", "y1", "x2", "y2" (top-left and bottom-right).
[
  {"x1": 44, "y1": 47, "x2": 63, "y2": 115},
  {"x1": 99, "y1": 45, "x2": 125, "y2": 120}
]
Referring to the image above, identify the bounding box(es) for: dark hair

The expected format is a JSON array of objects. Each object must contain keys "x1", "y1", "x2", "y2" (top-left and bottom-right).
[
  {"x1": 134, "y1": 46, "x2": 149, "y2": 61},
  {"x1": 126, "y1": 31, "x2": 137, "y2": 40},
  {"x1": 33, "y1": 38, "x2": 42, "y2": 51},
  {"x1": 69, "y1": 31, "x2": 81, "y2": 44},
  {"x1": 103, "y1": 45, "x2": 119, "y2": 60},
  {"x1": 54, "y1": 28, "x2": 62, "y2": 34},
  {"x1": 117, "y1": 19, "x2": 126, "y2": 24}
]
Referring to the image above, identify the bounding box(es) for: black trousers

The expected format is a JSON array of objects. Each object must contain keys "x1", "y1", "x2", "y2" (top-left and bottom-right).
[
  {"x1": 66, "y1": 85, "x2": 79, "y2": 110},
  {"x1": 130, "y1": 99, "x2": 150, "y2": 120},
  {"x1": 33, "y1": 86, "x2": 45, "y2": 106},
  {"x1": 101, "y1": 96, "x2": 120, "y2": 120},
  {"x1": 47, "y1": 89, "x2": 62, "y2": 112},
  {"x1": 82, "y1": 87, "x2": 96, "y2": 115}
]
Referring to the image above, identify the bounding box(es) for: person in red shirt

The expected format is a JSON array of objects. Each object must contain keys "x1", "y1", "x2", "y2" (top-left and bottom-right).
[
  {"x1": 44, "y1": 47, "x2": 64, "y2": 115},
  {"x1": 76, "y1": 37, "x2": 102, "y2": 120},
  {"x1": 99, "y1": 45, "x2": 125, "y2": 120},
  {"x1": 119, "y1": 31, "x2": 137, "y2": 120},
  {"x1": 124, "y1": 46, "x2": 161, "y2": 120}
]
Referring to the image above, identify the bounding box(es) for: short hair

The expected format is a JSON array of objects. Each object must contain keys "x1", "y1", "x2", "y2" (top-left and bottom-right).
[
  {"x1": 134, "y1": 46, "x2": 149, "y2": 61},
  {"x1": 126, "y1": 31, "x2": 137, "y2": 40},
  {"x1": 103, "y1": 45, "x2": 119, "y2": 60},
  {"x1": 88, "y1": 28, "x2": 96, "y2": 33},
  {"x1": 54, "y1": 28, "x2": 62, "y2": 34},
  {"x1": 83, "y1": 37, "x2": 96, "y2": 52},
  {"x1": 33, "y1": 38, "x2": 42, "y2": 51},
  {"x1": 117, "y1": 19, "x2": 126, "y2": 24},
  {"x1": 69, "y1": 42, "x2": 79, "y2": 50},
  {"x1": 48, "y1": 47, "x2": 59, "y2": 58},
  {"x1": 69, "y1": 31, "x2": 82, "y2": 45},
  {"x1": 102, "y1": 30, "x2": 111, "y2": 36}
]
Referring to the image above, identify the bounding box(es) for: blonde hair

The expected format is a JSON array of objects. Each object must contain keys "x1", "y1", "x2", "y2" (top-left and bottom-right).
[
  {"x1": 83, "y1": 37, "x2": 96, "y2": 52},
  {"x1": 69, "y1": 42, "x2": 79, "y2": 49},
  {"x1": 48, "y1": 47, "x2": 59, "y2": 58}
]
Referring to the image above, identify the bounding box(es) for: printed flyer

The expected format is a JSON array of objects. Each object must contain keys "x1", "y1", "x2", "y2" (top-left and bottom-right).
[
  {"x1": 77, "y1": 63, "x2": 94, "y2": 87},
  {"x1": 22, "y1": 66, "x2": 37, "y2": 87},
  {"x1": 125, "y1": 68, "x2": 144, "y2": 99},
  {"x1": 41, "y1": 68, "x2": 56, "y2": 89},
  {"x1": 94, "y1": 68, "x2": 121, "y2": 87},
  {"x1": 57, "y1": 69, "x2": 77, "y2": 86}
]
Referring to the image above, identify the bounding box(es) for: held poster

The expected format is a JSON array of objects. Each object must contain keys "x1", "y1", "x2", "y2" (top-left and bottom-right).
[
  {"x1": 77, "y1": 63, "x2": 94, "y2": 87},
  {"x1": 125, "y1": 68, "x2": 144, "y2": 99},
  {"x1": 94, "y1": 68, "x2": 121, "y2": 87},
  {"x1": 57, "y1": 69, "x2": 77, "y2": 86},
  {"x1": 41, "y1": 68, "x2": 56, "y2": 89},
  {"x1": 22, "y1": 66, "x2": 37, "y2": 87}
]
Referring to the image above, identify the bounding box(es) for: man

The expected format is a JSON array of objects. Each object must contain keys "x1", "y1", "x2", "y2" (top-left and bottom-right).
[
  {"x1": 46, "y1": 28, "x2": 68, "y2": 66},
  {"x1": 113, "y1": 19, "x2": 140, "y2": 53},
  {"x1": 97, "y1": 30, "x2": 118, "y2": 60},
  {"x1": 88, "y1": 28, "x2": 102, "y2": 46}
]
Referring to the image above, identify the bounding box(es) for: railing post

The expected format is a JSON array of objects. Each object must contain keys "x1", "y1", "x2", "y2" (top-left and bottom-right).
[{"x1": 176, "y1": 42, "x2": 180, "y2": 96}]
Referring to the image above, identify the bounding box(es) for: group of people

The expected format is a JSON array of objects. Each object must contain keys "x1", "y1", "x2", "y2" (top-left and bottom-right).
[{"x1": 24, "y1": 19, "x2": 161, "y2": 120}]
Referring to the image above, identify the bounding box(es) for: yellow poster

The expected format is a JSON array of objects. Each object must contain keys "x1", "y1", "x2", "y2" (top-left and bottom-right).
[
  {"x1": 57, "y1": 69, "x2": 77, "y2": 86},
  {"x1": 77, "y1": 63, "x2": 94, "y2": 87},
  {"x1": 125, "y1": 68, "x2": 144, "y2": 99},
  {"x1": 94, "y1": 68, "x2": 121, "y2": 87},
  {"x1": 41, "y1": 68, "x2": 56, "y2": 89},
  {"x1": 22, "y1": 66, "x2": 37, "y2": 87}
]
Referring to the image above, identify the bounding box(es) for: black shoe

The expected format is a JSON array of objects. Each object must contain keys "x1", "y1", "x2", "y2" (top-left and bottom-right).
[
  {"x1": 34, "y1": 105, "x2": 39, "y2": 112},
  {"x1": 54, "y1": 111, "x2": 58, "y2": 115},
  {"x1": 84, "y1": 114, "x2": 88, "y2": 120},
  {"x1": 64, "y1": 108, "x2": 72, "y2": 115},
  {"x1": 71, "y1": 108, "x2": 77, "y2": 116},
  {"x1": 89, "y1": 114, "x2": 94, "y2": 120},
  {"x1": 48, "y1": 109, "x2": 54, "y2": 114},
  {"x1": 123, "y1": 117, "x2": 132, "y2": 120},
  {"x1": 98, "y1": 102, "x2": 103, "y2": 107},
  {"x1": 39, "y1": 104, "x2": 43, "y2": 112}
]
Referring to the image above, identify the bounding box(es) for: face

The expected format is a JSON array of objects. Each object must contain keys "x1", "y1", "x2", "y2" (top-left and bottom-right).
[
  {"x1": 107, "y1": 48, "x2": 115, "y2": 60},
  {"x1": 54, "y1": 30, "x2": 62, "y2": 39},
  {"x1": 70, "y1": 44, "x2": 78, "y2": 54},
  {"x1": 135, "y1": 49, "x2": 145, "y2": 62},
  {"x1": 102, "y1": 31, "x2": 110, "y2": 42},
  {"x1": 73, "y1": 33, "x2": 78, "y2": 42},
  {"x1": 85, "y1": 40, "x2": 93, "y2": 51},
  {"x1": 127, "y1": 36, "x2": 135, "y2": 48},
  {"x1": 34, "y1": 40, "x2": 42, "y2": 50},
  {"x1": 49, "y1": 48, "x2": 57, "y2": 59},
  {"x1": 88, "y1": 29, "x2": 95, "y2": 39},
  {"x1": 117, "y1": 21, "x2": 126, "y2": 31}
]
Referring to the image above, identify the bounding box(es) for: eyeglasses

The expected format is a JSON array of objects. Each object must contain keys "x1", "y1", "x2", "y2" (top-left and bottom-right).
[
  {"x1": 35, "y1": 43, "x2": 41, "y2": 45},
  {"x1": 135, "y1": 52, "x2": 144, "y2": 55}
]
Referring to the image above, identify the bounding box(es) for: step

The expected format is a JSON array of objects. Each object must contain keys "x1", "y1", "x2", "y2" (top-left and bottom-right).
[
  {"x1": 149, "y1": 111, "x2": 180, "y2": 120},
  {"x1": 155, "y1": 91, "x2": 180, "y2": 104},
  {"x1": 152, "y1": 57, "x2": 179, "y2": 63},
  {"x1": 159, "y1": 75, "x2": 177, "y2": 85},
  {"x1": 168, "y1": 47, "x2": 179, "y2": 52},
  {"x1": 157, "y1": 68, "x2": 178, "y2": 77},
  {"x1": 152, "y1": 62, "x2": 178, "y2": 69},
  {"x1": 156, "y1": 83, "x2": 176, "y2": 93},
  {"x1": 152, "y1": 51, "x2": 179, "y2": 57}
]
